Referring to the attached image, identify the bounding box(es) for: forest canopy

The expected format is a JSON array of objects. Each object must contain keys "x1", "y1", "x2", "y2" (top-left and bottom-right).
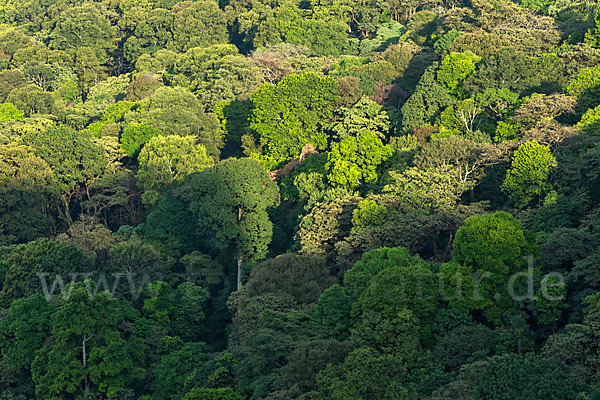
[{"x1": 0, "y1": 0, "x2": 600, "y2": 399}]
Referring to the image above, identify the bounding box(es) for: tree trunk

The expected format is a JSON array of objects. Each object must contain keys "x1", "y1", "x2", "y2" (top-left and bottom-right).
[
  {"x1": 58, "y1": 195, "x2": 73, "y2": 228},
  {"x1": 237, "y1": 256, "x2": 242, "y2": 291},
  {"x1": 81, "y1": 333, "x2": 92, "y2": 395},
  {"x1": 237, "y1": 206, "x2": 243, "y2": 291}
]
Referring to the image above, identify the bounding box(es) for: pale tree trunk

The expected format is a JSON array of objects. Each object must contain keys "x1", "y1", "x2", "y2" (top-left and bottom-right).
[
  {"x1": 81, "y1": 332, "x2": 93, "y2": 395},
  {"x1": 237, "y1": 206, "x2": 243, "y2": 291},
  {"x1": 237, "y1": 256, "x2": 242, "y2": 291}
]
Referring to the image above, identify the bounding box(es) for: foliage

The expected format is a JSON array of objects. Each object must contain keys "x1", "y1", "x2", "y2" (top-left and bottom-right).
[
  {"x1": 249, "y1": 72, "x2": 339, "y2": 169},
  {"x1": 439, "y1": 212, "x2": 534, "y2": 325},
  {"x1": 502, "y1": 141, "x2": 557, "y2": 207},
  {"x1": 137, "y1": 135, "x2": 213, "y2": 204},
  {"x1": 327, "y1": 131, "x2": 393, "y2": 189}
]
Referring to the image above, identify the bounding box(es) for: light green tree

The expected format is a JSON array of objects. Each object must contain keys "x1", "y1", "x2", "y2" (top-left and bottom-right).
[
  {"x1": 439, "y1": 211, "x2": 534, "y2": 325},
  {"x1": 327, "y1": 131, "x2": 393, "y2": 189},
  {"x1": 437, "y1": 51, "x2": 481, "y2": 95},
  {"x1": 137, "y1": 135, "x2": 213, "y2": 204},
  {"x1": 250, "y1": 72, "x2": 339, "y2": 169},
  {"x1": 502, "y1": 141, "x2": 557, "y2": 207},
  {"x1": 0, "y1": 102, "x2": 24, "y2": 121}
]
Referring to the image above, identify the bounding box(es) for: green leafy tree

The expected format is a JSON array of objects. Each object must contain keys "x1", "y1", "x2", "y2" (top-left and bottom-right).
[
  {"x1": 183, "y1": 388, "x2": 244, "y2": 400},
  {"x1": 49, "y1": 3, "x2": 115, "y2": 62},
  {"x1": 122, "y1": 8, "x2": 173, "y2": 63},
  {"x1": 139, "y1": 87, "x2": 223, "y2": 158},
  {"x1": 168, "y1": 0, "x2": 228, "y2": 52},
  {"x1": 241, "y1": 253, "x2": 335, "y2": 305},
  {"x1": 151, "y1": 342, "x2": 211, "y2": 400},
  {"x1": 502, "y1": 141, "x2": 557, "y2": 207},
  {"x1": 437, "y1": 51, "x2": 481, "y2": 95},
  {"x1": 166, "y1": 44, "x2": 263, "y2": 109},
  {"x1": 475, "y1": 353, "x2": 580, "y2": 400},
  {"x1": 0, "y1": 238, "x2": 93, "y2": 306},
  {"x1": 21, "y1": 125, "x2": 107, "y2": 226},
  {"x1": 576, "y1": 104, "x2": 600, "y2": 135},
  {"x1": 314, "y1": 347, "x2": 411, "y2": 400},
  {"x1": 566, "y1": 65, "x2": 600, "y2": 110},
  {"x1": 0, "y1": 103, "x2": 24, "y2": 121},
  {"x1": 349, "y1": 248, "x2": 438, "y2": 354},
  {"x1": 313, "y1": 285, "x2": 353, "y2": 341},
  {"x1": 0, "y1": 294, "x2": 54, "y2": 374},
  {"x1": 6, "y1": 85, "x2": 54, "y2": 116},
  {"x1": 137, "y1": 135, "x2": 213, "y2": 204},
  {"x1": 120, "y1": 123, "x2": 162, "y2": 158},
  {"x1": 250, "y1": 72, "x2": 339, "y2": 169},
  {"x1": 585, "y1": 0, "x2": 600, "y2": 47},
  {"x1": 143, "y1": 281, "x2": 209, "y2": 341},
  {"x1": 327, "y1": 131, "x2": 393, "y2": 189},
  {"x1": 330, "y1": 96, "x2": 393, "y2": 140},
  {"x1": 184, "y1": 158, "x2": 280, "y2": 289},
  {"x1": 401, "y1": 63, "x2": 454, "y2": 132},
  {"x1": 31, "y1": 283, "x2": 148, "y2": 399},
  {"x1": 351, "y1": 199, "x2": 387, "y2": 231},
  {"x1": 439, "y1": 211, "x2": 534, "y2": 325}
]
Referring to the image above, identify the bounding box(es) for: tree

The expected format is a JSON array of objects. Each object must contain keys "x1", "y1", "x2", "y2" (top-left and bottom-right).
[
  {"x1": 143, "y1": 281, "x2": 209, "y2": 341},
  {"x1": 351, "y1": 199, "x2": 387, "y2": 231},
  {"x1": 250, "y1": 72, "x2": 339, "y2": 169},
  {"x1": 252, "y1": 2, "x2": 350, "y2": 56},
  {"x1": 6, "y1": 85, "x2": 54, "y2": 116},
  {"x1": 314, "y1": 347, "x2": 411, "y2": 400},
  {"x1": 502, "y1": 141, "x2": 557, "y2": 207},
  {"x1": 313, "y1": 285, "x2": 353, "y2": 341},
  {"x1": 434, "y1": 324, "x2": 497, "y2": 371},
  {"x1": 297, "y1": 195, "x2": 361, "y2": 259},
  {"x1": 330, "y1": 96, "x2": 393, "y2": 140},
  {"x1": 284, "y1": 338, "x2": 353, "y2": 395},
  {"x1": 0, "y1": 294, "x2": 54, "y2": 373},
  {"x1": 120, "y1": 123, "x2": 162, "y2": 158},
  {"x1": 21, "y1": 125, "x2": 107, "y2": 226},
  {"x1": 542, "y1": 300, "x2": 600, "y2": 390},
  {"x1": 437, "y1": 51, "x2": 481, "y2": 95},
  {"x1": 105, "y1": 236, "x2": 172, "y2": 286},
  {"x1": 0, "y1": 143, "x2": 55, "y2": 244},
  {"x1": 348, "y1": 248, "x2": 438, "y2": 354},
  {"x1": 31, "y1": 283, "x2": 148, "y2": 399},
  {"x1": 166, "y1": 44, "x2": 263, "y2": 109},
  {"x1": 183, "y1": 158, "x2": 280, "y2": 290},
  {"x1": 475, "y1": 353, "x2": 580, "y2": 400},
  {"x1": 567, "y1": 65, "x2": 600, "y2": 110},
  {"x1": 576, "y1": 104, "x2": 600, "y2": 135},
  {"x1": 0, "y1": 103, "x2": 24, "y2": 121},
  {"x1": 183, "y1": 388, "x2": 244, "y2": 400},
  {"x1": 585, "y1": 0, "x2": 600, "y2": 47},
  {"x1": 139, "y1": 87, "x2": 223, "y2": 158},
  {"x1": 327, "y1": 131, "x2": 393, "y2": 189},
  {"x1": 401, "y1": 63, "x2": 454, "y2": 132},
  {"x1": 384, "y1": 167, "x2": 463, "y2": 210},
  {"x1": 151, "y1": 342, "x2": 211, "y2": 400},
  {"x1": 241, "y1": 253, "x2": 335, "y2": 306},
  {"x1": 168, "y1": 0, "x2": 228, "y2": 52},
  {"x1": 74, "y1": 47, "x2": 104, "y2": 97},
  {"x1": 122, "y1": 8, "x2": 173, "y2": 64},
  {"x1": 137, "y1": 135, "x2": 213, "y2": 205},
  {"x1": 439, "y1": 212, "x2": 534, "y2": 325},
  {"x1": 0, "y1": 238, "x2": 93, "y2": 306},
  {"x1": 49, "y1": 3, "x2": 115, "y2": 62}
]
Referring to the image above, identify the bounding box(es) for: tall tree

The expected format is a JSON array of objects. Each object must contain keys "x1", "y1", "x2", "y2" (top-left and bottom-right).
[{"x1": 183, "y1": 158, "x2": 280, "y2": 290}]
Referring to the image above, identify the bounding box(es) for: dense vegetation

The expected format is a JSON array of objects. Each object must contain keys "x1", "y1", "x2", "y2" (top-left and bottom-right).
[{"x1": 1, "y1": 0, "x2": 600, "y2": 398}]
